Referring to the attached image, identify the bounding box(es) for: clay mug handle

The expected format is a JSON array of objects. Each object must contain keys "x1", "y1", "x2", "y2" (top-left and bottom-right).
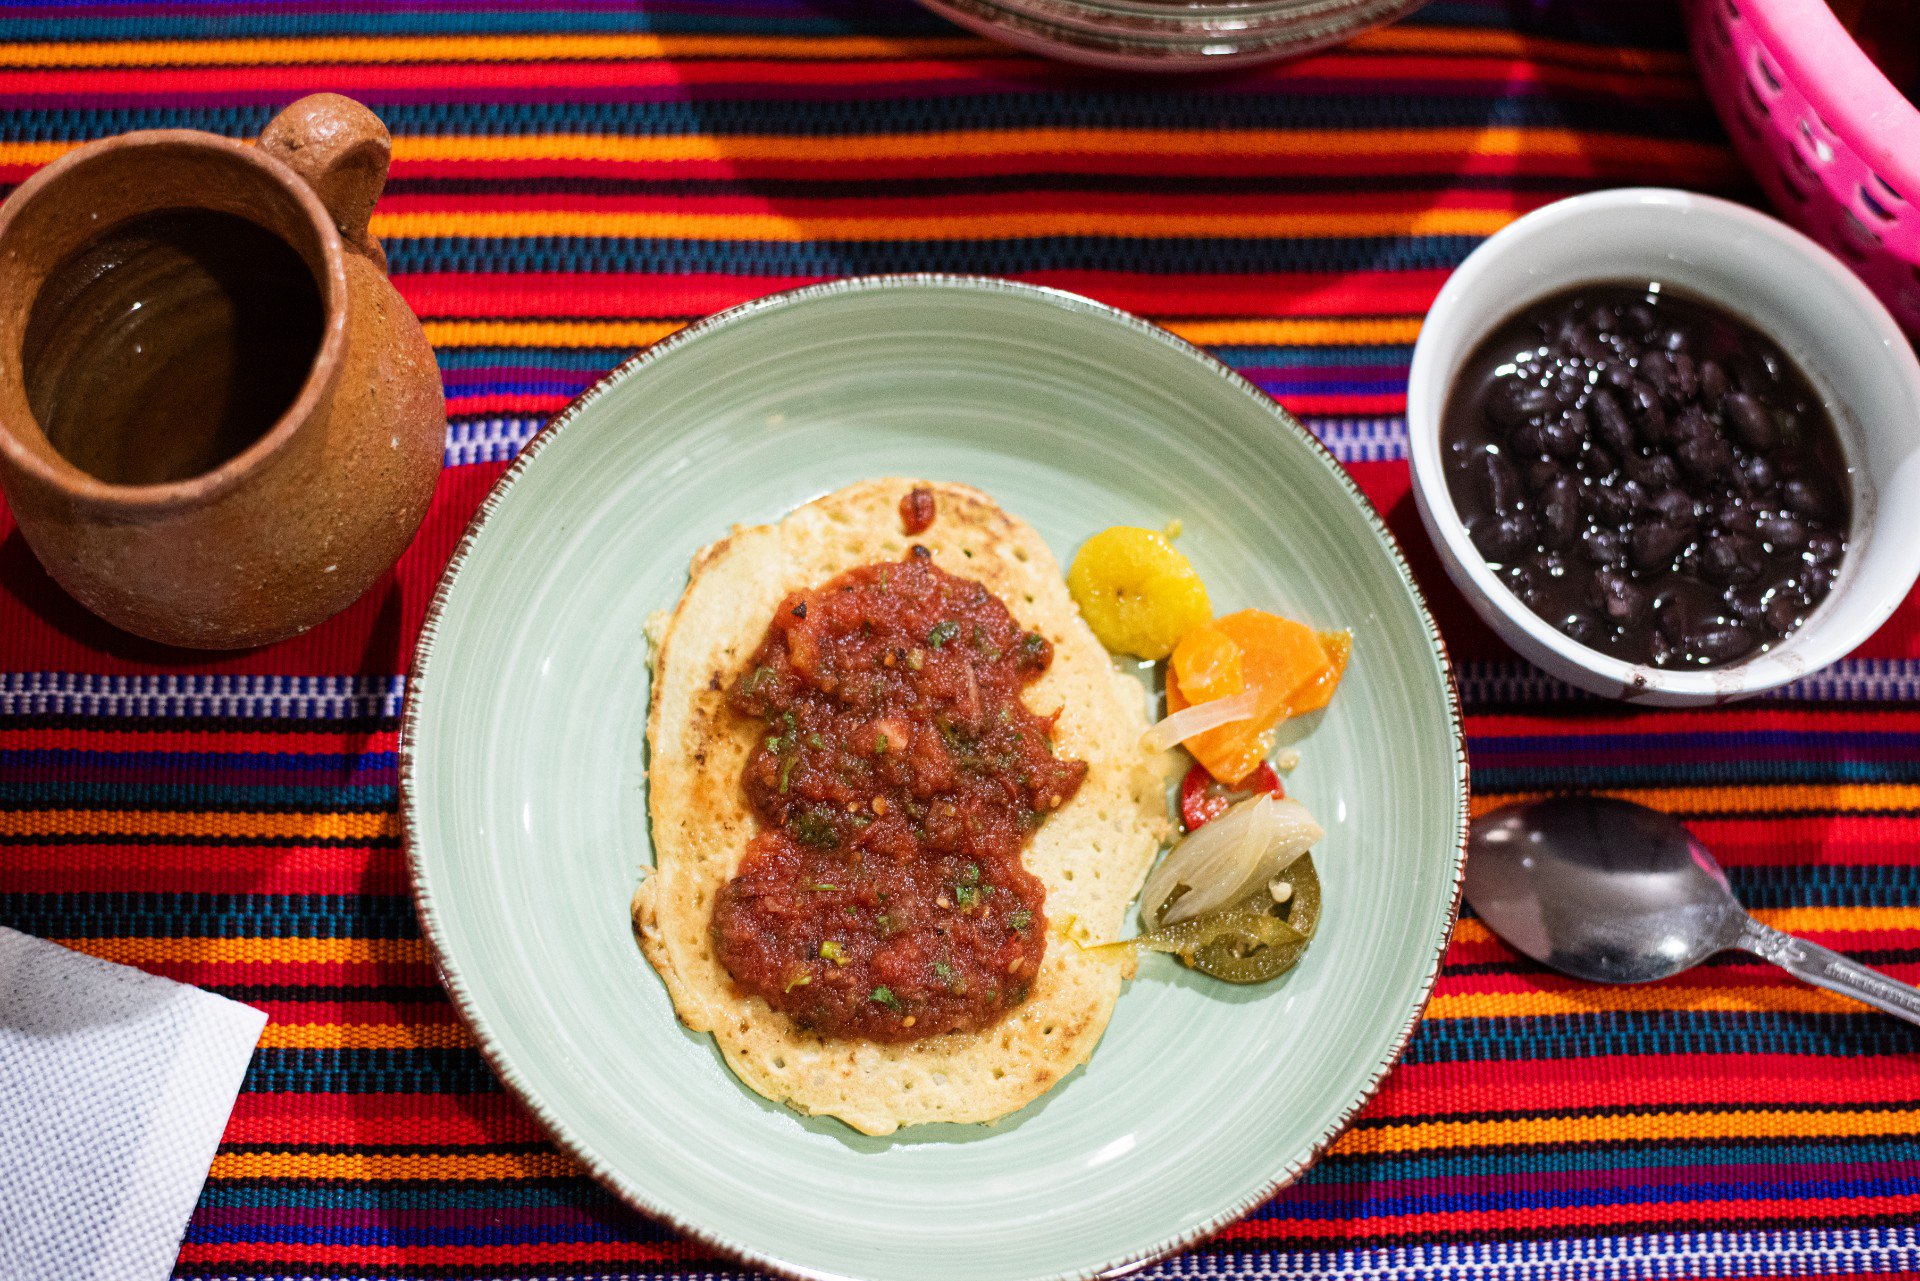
[{"x1": 257, "y1": 93, "x2": 392, "y2": 273}]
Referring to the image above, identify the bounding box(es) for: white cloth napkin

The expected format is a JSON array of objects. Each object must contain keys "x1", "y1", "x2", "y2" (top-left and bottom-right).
[{"x1": 0, "y1": 926, "x2": 267, "y2": 1281}]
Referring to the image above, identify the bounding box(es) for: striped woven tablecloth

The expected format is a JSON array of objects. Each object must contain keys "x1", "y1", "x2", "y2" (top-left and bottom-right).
[{"x1": 3, "y1": 2, "x2": 1917, "y2": 1278}]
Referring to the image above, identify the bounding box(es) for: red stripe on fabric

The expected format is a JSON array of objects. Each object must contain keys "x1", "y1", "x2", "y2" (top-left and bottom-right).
[
  {"x1": 1212, "y1": 1197, "x2": 1920, "y2": 1238},
  {"x1": 175, "y1": 1244, "x2": 688, "y2": 1265},
  {"x1": 3, "y1": 846, "x2": 404, "y2": 896},
  {"x1": 0, "y1": 56, "x2": 1704, "y2": 102},
  {"x1": 1468, "y1": 708, "x2": 1920, "y2": 735},
  {"x1": 121, "y1": 961, "x2": 436, "y2": 987},
  {"x1": 255, "y1": 1000, "x2": 461, "y2": 1026},
  {"x1": 222, "y1": 1091, "x2": 546, "y2": 1146},
  {"x1": 1365, "y1": 1054, "x2": 1920, "y2": 1117},
  {"x1": 0, "y1": 728, "x2": 401, "y2": 753},
  {"x1": 394, "y1": 269, "x2": 1449, "y2": 321},
  {"x1": 364, "y1": 149, "x2": 1748, "y2": 184},
  {"x1": 0, "y1": 59, "x2": 1057, "y2": 98},
  {"x1": 376, "y1": 190, "x2": 1548, "y2": 218}
]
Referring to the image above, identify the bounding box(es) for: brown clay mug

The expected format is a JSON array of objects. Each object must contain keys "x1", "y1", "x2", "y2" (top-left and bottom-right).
[{"x1": 0, "y1": 93, "x2": 444, "y2": 649}]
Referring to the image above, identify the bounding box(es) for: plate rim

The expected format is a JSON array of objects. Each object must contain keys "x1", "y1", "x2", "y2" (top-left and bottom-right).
[{"x1": 398, "y1": 273, "x2": 1470, "y2": 1281}]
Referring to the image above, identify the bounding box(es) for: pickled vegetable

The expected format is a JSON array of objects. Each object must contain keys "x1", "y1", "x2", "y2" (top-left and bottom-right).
[
  {"x1": 1066, "y1": 526, "x2": 1211, "y2": 660},
  {"x1": 1140, "y1": 792, "x2": 1321, "y2": 927},
  {"x1": 1090, "y1": 855, "x2": 1321, "y2": 985},
  {"x1": 1169, "y1": 611, "x2": 1348, "y2": 785},
  {"x1": 1179, "y1": 760, "x2": 1282, "y2": 832}
]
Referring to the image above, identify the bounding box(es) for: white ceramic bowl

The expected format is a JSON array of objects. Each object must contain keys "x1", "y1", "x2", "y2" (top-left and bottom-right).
[{"x1": 1408, "y1": 187, "x2": 1920, "y2": 705}]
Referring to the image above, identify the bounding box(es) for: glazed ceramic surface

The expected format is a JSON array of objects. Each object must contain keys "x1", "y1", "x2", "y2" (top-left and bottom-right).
[
  {"x1": 1407, "y1": 188, "x2": 1920, "y2": 705},
  {"x1": 404, "y1": 278, "x2": 1467, "y2": 1281}
]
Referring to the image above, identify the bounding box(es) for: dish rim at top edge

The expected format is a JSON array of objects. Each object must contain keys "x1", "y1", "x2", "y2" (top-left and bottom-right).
[{"x1": 396, "y1": 273, "x2": 1472, "y2": 1281}]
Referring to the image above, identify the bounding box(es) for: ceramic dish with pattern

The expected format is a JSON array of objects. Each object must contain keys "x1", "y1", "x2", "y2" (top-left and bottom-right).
[{"x1": 401, "y1": 276, "x2": 1467, "y2": 1281}]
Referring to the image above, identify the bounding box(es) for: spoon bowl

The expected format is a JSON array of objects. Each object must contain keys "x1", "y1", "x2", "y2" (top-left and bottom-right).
[{"x1": 1466, "y1": 795, "x2": 1920, "y2": 1025}]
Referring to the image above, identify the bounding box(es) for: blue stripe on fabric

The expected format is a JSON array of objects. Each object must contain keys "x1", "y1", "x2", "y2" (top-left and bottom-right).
[
  {"x1": 0, "y1": 748, "x2": 398, "y2": 774},
  {"x1": 0, "y1": 98, "x2": 1722, "y2": 142},
  {"x1": 0, "y1": 781, "x2": 395, "y2": 807},
  {"x1": 1404, "y1": 1012, "x2": 1920, "y2": 1064},
  {"x1": 1470, "y1": 759, "x2": 1920, "y2": 790}
]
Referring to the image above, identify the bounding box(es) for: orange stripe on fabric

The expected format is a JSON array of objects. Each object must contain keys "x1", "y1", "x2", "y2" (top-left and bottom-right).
[
  {"x1": 0, "y1": 129, "x2": 1728, "y2": 171},
  {"x1": 0, "y1": 810, "x2": 397, "y2": 839},
  {"x1": 209, "y1": 1150, "x2": 581, "y2": 1181},
  {"x1": 1454, "y1": 905, "x2": 1920, "y2": 946},
  {"x1": 1427, "y1": 986, "x2": 1883, "y2": 1019},
  {"x1": 50, "y1": 937, "x2": 428, "y2": 965},
  {"x1": 1469, "y1": 785, "x2": 1920, "y2": 818},
  {"x1": 0, "y1": 33, "x2": 991, "y2": 69},
  {"x1": 259, "y1": 1022, "x2": 476, "y2": 1050},
  {"x1": 1329, "y1": 1107, "x2": 1920, "y2": 1155}
]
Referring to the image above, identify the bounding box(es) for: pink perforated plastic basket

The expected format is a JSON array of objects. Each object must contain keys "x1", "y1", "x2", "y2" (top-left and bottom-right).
[{"x1": 1686, "y1": 0, "x2": 1920, "y2": 340}]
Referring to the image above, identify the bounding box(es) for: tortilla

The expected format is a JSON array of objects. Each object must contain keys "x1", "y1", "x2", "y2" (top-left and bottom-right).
[{"x1": 632, "y1": 479, "x2": 1171, "y2": 1135}]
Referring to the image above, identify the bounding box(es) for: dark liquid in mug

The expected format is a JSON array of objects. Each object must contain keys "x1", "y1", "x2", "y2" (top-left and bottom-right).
[{"x1": 22, "y1": 209, "x2": 325, "y2": 486}]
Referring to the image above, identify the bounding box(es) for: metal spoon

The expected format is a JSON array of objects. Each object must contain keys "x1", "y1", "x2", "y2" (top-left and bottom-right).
[{"x1": 1465, "y1": 795, "x2": 1920, "y2": 1026}]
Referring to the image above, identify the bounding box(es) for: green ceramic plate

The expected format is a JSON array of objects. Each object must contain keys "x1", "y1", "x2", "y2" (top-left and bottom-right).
[{"x1": 402, "y1": 277, "x2": 1466, "y2": 1281}]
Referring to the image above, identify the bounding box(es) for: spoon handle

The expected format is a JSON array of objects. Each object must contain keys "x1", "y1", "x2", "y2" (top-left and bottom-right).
[{"x1": 1734, "y1": 917, "x2": 1920, "y2": 1026}]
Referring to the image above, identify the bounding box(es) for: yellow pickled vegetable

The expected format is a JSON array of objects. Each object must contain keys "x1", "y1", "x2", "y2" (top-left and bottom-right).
[{"x1": 1066, "y1": 526, "x2": 1212, "y2": 660}]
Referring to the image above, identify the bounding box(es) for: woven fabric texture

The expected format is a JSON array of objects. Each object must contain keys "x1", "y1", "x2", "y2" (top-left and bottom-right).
[{"x1": 0, "y1": 1, "x2": 1916, "y2": 1278}]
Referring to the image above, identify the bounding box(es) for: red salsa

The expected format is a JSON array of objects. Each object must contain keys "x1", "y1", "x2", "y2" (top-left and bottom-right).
[
  {"x1": 899, "y1": 485, "x2": 937, "y2": 535},
  {"x1": 711, "y1": 549, "x2": 1087, "y2": 1041}
]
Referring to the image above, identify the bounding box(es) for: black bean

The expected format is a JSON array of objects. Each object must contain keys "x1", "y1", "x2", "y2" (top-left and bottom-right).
[
  {"x1": 1624, "y1": 450, "x2": 1680, "y2": 488},
  {"x1": 1729, "y1": 585, "x2": 1769, "y2": 626},
  {"x1": 1669, "y1": 348, "x2": 1699, "y2": 401},
  {"x1": 1703, "y1": 534, "x2": 1763, "y2": 584},
  {"x1": 1526, "y1": 458, "x2": 1562, "y2": 493},
  {"x1": 1805, "y1": 530, "x2": 1844, "y2": 564},
  {"x1": 1540, "y1": 414, "x2": 1585, "y2": 460},
  {"x1": 1674, "y1": 416, "x2": 1735, "y2": 482},
  {"x1": 1764, "y1": 584, "x2": 1804, "y2": 634},
  {"x1": 1590, "y1": 388, "x2": 1636, "y2": 455},
  {"x1": 1699, "y1": 359, "x2": 1728, "y2": 407},
  {"x1": 1638, "y1": 350, "x2": 1677, "y2": 400},
  {"x1": 1511, "y1": 423, "x2": 1548, "y2": 456},
  {"x1": 1541, "y1": 475, "x2": 1580, "y2": 547},
  {"x1": 1690, "y1": 622, "x2": 1757, "y2": 663},
  {"x1": 1783, "y1": 475, "x2": 1841, "y2": 521},
  {"x1": 1560, "y1": 610, "x2": 1604, "y2": 647},
  {"x1": 1739, "y1": 454, "x2": 1776, "y2": 495},
  {"x1": 1622, "y1": 302, "x2": 1657, "y2": 334},
  {"x1": 1570, "y1": 328, "x2": 1610, "y2": 362},
  {"x1": 1584, "y1": 481, "x2": 1633, "y2": 523},
  {"x1": 1715, "y1": 496, "x2": 1759, "y2": 537},
  {"x1": 1592, "y1": 568, "x2": 1648, "y2": 626},
  {"x1": 1632, "y1": 521, "x2": 1689, "y2": 571},
  {"x1": 1755, "y1": 513, "x2": 1808, "y2": 550},
  {"x1": 1655, "y1": 579, "x2": 1715, "y2": 643},
  {"x1": 1663, "y1": 326, "x2": 1690, "y2": 354},
  {"x1": 1649, "y1": 488, "x2": 1698, "y2": 528},
  {"x1": 1581, "y1": 526, "x2": 1628, "y2": 564},
  {"x1": 1629, "y1": 382, "x2": 1668, "y2": 444},
  {"x1": 1473, "y1": 449, "x2": 1524, "y2": 511},
  {"x1": 1470, "y1": 512, "x2": 1534, "y2": 561},
  {"x1": 1722, "y1": 391, "x2": 1778, "y2": 451},
  {"x1": 1602, "y1": 360, "x2": 1638, "y2": 391}
]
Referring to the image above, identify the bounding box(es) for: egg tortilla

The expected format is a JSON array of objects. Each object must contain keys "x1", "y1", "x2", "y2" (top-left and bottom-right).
[{"x1": 632, "y1": 479, "x2": 1171, "y2": 1135}]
